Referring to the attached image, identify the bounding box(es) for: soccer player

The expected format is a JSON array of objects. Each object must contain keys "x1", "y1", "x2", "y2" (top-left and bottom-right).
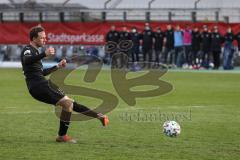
[
  {"x1": 164, "y1": 24, "x2": 174, "y2": 65},
  {"x1": 200, "y1": 25, "x2": 211, "y2": 68},
  {"x1": 105, "y1": 25, "x2": 120, "y2": 67},
  {"x1": 141, "y1": 23, "x2": 154, "y2": 64},
  {"x1": 21, "y1": 26, "x2": 109, "y2": 143},
  {"x1": 153, "y1": 27, "x2": 165, "y2": 65},
  {"x1": 211, "y1": 26, "x2": 223, "y2": 70}
]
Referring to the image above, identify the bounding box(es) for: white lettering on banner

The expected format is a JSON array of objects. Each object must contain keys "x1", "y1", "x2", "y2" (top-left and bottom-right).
[{"x1": 47, "y1": 33, "x2": 105, "y2": 43}]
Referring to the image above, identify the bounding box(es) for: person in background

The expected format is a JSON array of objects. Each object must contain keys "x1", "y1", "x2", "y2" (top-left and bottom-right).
[
  {"x1": 211, "y1": 26, "x2": 223, "y2": 70},
  {"x1": 119, "y1": 26, "x2": 131, "y2": 67},
  {"x1": 191, "y1": 26, "x2": 201, "y2": 69},
  {"x1": 235, "y1": 27, "x2": 240, "y2": 53},
  {"x1": 173, "y1": 25, "x2": 184, "y2": 67},
  {"x1": 105, "y1": 25, "x2": 120, "y2": 67},
  {"x1": 183, "y1": 24, "x2": 192, "y2": 68},
  {"x1": 130, "y1": 27, "x2": 141, "y2": 63},
  {"x1": 106, "y1": 25, "x2": 119, "y2": 44},
  {"x1": 164, "y1": 24, "x2": 175, "y2": 65},
  {"x1": 153, "y1": 27, "x2": 165, "y2": 65},
  {"x1": 141, "y1": 23, "x2": 154, "y2": 65},
  {"x1": 223, "y1": 27, "x2": 235, "y2": 70},
  {"x1": 55, "y1": 45, "x2": 63, "y2": 62},
  {"x1": 200, "y1": 25, "x2": 211, "y2": 69}
]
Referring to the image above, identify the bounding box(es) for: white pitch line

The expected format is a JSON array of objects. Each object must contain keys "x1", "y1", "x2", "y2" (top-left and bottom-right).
[{"x1": 0, "y1": 111, "x2": 54, "y2": 114}]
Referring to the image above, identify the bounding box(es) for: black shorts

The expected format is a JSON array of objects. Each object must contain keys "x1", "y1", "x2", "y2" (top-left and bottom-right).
[{"x1": 29, "y1": 81, "x2": 65, "y2": 105}]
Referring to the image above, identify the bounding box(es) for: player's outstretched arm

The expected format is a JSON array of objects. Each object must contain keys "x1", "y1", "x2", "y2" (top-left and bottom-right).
[{"x1": 43, "y1": 59, "x2": 67, "y2": 76}]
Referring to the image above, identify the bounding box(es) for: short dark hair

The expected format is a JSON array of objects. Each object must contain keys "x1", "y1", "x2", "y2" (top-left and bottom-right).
[{"x1": 29, "y1": 26, "x2": 45, "y2": 41}]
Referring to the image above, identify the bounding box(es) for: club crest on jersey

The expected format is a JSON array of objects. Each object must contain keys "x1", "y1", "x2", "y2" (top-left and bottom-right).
[{"x1": 23, "y1": 50, "x2": 31, "y2": 56}]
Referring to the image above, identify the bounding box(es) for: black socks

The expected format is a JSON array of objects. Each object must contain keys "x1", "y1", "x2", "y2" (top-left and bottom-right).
[
  {"x1": 58, "y1": 110, "x2": 72, "y2": 136},
  {"x1": 73, "y1": 102, "x2": 99, "y2": 118},
  {"x1": 58, "y1": 102, "x2": 102, "y2": 136}
]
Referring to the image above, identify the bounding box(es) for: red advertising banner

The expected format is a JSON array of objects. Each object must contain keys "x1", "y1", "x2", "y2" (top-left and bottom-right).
[{"x1": 0, "y1": 21, "x2": 240, "y2": 45}]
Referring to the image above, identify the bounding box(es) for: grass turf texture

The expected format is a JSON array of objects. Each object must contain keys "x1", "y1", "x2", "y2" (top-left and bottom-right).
[{"x1": 0, "y1": 68, "x2": 239, "y2": 160}]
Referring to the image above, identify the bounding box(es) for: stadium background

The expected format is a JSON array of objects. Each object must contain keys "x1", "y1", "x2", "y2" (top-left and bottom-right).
[{"x1": 0, "y1": 0, "x2": 240, "y2": 67}]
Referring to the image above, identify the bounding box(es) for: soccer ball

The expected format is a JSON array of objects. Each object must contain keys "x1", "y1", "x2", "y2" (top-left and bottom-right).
[{"x1": 163, "y1": 121, "x2": 181, "y2": 137}]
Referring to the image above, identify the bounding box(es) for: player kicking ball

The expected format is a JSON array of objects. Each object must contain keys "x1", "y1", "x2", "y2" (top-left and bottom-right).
[{"x1": 21, "y1": 26, "x2": 109, "y2": 143}]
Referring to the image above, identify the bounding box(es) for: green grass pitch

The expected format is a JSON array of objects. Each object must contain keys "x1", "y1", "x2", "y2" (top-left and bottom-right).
[{"x1": 0, "y1": 68, "x2": 239, "y2": 160}]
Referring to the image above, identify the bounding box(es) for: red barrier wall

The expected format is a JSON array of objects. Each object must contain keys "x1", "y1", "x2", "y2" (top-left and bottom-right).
[{"x1": 0, "y1": 21, "x2": 240, "y2": 45}]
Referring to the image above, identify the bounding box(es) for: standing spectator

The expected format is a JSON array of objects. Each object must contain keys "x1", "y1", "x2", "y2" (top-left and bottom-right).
[
  {"x1": 164, "y1": 24, "x2": 174, "y2": 65},
  {"x1": 119, "y1": 26, "x2": 131, "y2": 67},
  {"x1": 130, "y1": 27, "x2": 141, "y2": 63},
  {"x1": 173, "y1": 25, "x2": 184, "y2": 67},
  {"x1": 183, "y1": 24, "x2": 192, "y2": 68},
  {"x1": 200, "y1": 25, "x2": 211, "y2": 68},
  {"x1": 153, "y1": 27, "x2": 165, "y2": 65},
  {"x1": 105, "y1": 25, "x2": 120, "y2": 67},
  {"x1": 55, "y1": 45, "x2": 63, "y2": 62},
  {"x1": 235, "y1": 28, "x2": 240, "y2": 52},
  {"x1": 142, "y1": 23, "x2": 154, "y2": 64},
  {"x1": 66, "y1": 45, "x2": 73, "y2": 58},
  {"x1": 211, "y1": 26, "x2": 223, "y2": 70},
  {"x1": 223, "y1": 27, "x2": 235, "y2": 70},
  {"x1": 191, "y1": 26, "x2": 201, "y2": 69},
  {"x1": 106, "y1": 25, "x2": 119, "y2": 44},
  {"x1": 119, "y1": 26, "x2": 131, "y2": 42},
  {"x1": 0, "y1": 45, "x2": 7, "y2": 61}
]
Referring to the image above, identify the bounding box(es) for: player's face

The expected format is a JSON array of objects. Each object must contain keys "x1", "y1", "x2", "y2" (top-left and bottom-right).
[
  {"x1": 167, "y1": 25, "x2": 171, "y2": 30},
  {"x1": 34, "y1": 31, "x2": 47, "y2": 47},
  {"x1": 176, "y1": 26, "x2": 180, "y2": 30},
  {"x1": 227, "y1": 28, "x2": 232, "y2": 33},
  {"x1": 111, "y1": 26, "x2": 115, "y2": 31}
]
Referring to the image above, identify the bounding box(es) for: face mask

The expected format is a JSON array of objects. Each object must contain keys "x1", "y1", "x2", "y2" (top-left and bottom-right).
[
  {"x1": 145, "y1": 27, "x2": 150, "y2": 30},
  {"x1": 132, "y1": 29, "x2": 137, "y2": 33}
]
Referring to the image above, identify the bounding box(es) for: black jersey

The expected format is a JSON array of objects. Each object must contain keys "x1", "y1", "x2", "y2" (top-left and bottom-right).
[
  {"x1": 130, "y1": 32, "x2": 141, "y2": 46},
  {"x1": 211, "y1": 32, "x2": 223, "y2": 52},
  {"x1": 224, "y1": 32, "x2": 234, "y2": 43},
  {"x1": 21, "y1": 45, "x2": 57, "y2": 90},
  {"x1": 154, "y1": 31, "x2": 165, "y2": 50},
  {"x1": 119, "y1": 31, "x2": 131, "y2": 41},
  {"x1": 106, "y1": 31, "x2": 120, "y2": 43},
  {"x1": 165, "y1": 29, "x2": 174, "y2": 50},
  {"x1": 201, "y1": 31, "x2": 211, "y2": 52},
  {"x1": 191, "y1": 31, "x2": 201, "y2": 52},
  {"x1": 141, "y1": 29, "x2": 154, "y2": 50}
]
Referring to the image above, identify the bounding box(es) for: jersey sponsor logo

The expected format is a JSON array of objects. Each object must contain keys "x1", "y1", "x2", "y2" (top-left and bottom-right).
[{"x1": 23, "y1": 50, "x2": 31, "y2": 56}]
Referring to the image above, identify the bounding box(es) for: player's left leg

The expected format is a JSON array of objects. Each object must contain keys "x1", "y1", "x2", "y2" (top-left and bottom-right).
[
  {"x1": 72, "y1": 101, "x2": 109, "y2": 126},
  {"x1": 55, "y1": 96, "x2": 76, "y2": 143}
]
